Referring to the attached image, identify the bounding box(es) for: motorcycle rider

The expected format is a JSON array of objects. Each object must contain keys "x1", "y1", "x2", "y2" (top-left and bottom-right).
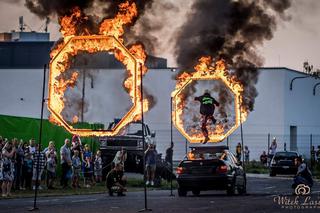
[{"x1": 194, "y1": 90, "x2": 220, "y2": 144}]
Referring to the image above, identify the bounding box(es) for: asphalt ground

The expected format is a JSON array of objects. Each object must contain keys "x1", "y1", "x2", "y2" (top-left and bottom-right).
[{"x1": 1, "y1": 175, "x2": 320, "y2": 213}]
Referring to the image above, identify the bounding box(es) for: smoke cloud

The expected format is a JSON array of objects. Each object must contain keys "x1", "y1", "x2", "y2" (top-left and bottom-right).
[
  {"x1": 24, "y1": 0, "x2": 154, "y2": 37},
  {"x1": 174, "y1": 0, "x2": 292, "y2": 111},
  {"x1": 23, "y1": 0, "x2": 293, "y2": 116}
]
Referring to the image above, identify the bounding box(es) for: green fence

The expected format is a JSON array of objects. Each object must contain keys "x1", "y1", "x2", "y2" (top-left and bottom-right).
[{"x1": 0, "y1": 114, "x2": 100, "y2": 152}]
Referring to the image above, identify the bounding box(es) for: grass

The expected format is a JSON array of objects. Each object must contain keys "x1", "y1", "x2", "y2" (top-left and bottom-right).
[
  {"x1": 244, "y1": 160, "x2": 269, "y2": 174},
  {"x1": 0, "y1": 178, "x2": 178, "y2": 199}
]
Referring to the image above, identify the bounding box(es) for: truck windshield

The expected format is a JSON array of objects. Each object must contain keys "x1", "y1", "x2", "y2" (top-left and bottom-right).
[{"x1": 122, "y1": 123, "x2": 145, "y2": 136}]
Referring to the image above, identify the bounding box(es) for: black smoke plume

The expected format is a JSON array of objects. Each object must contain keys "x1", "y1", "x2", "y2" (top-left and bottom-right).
[
  {"x1": 24, "y1": 0, "x2": 154, "y2": 36},
  {"x1": 24, "y1": 0, "x2": 177, "y2": 55},
  {"x1": 174, "y1": 0, "x2": 292, "y2": 111}
]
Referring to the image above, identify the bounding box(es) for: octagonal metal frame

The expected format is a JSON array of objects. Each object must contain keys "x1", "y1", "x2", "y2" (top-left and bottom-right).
[
  {"x1": 48, "y1": 35, "x2": 141, "y2": 137},
  {"x1": 172, "y1": 75, "x2": 243, "y2": 143}
]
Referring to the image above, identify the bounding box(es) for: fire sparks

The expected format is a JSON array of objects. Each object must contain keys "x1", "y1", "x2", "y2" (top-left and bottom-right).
[
  {"x1": 171, "y1": 56, "x2": 248, "y2": 143},
  {"x1": 48, "y1": 1, "x2": 149, "y2": 137}
]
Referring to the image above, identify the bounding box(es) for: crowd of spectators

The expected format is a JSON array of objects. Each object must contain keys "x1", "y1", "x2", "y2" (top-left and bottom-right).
[{"x1": 0, "y1": 135, "x2": 103, "y2": 197}]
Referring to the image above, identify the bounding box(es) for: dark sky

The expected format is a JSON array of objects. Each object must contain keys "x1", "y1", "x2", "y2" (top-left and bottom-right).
[{"x1": 0, "y1": 0, "x2": 319, "y2": 71}]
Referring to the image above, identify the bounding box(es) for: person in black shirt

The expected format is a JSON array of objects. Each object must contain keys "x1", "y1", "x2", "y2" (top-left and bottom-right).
[
  {"x1": 106, "y1": 163, "x2": 127, "y2": 196},
  {"x1": 195, "y1": 90, "x2": 220, "y2": 144},
  {"x1": 165, "y1": 143, "x2": 173, "y2": 165}
]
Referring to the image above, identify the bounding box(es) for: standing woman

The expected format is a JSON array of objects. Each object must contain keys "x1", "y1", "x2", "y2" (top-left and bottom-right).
[
  {"x1": 1, "y1": 140, "x2": 16, "y2": 197},
  {"x1": 82, "y1": 144, "x2": 93, "y2": 187}
]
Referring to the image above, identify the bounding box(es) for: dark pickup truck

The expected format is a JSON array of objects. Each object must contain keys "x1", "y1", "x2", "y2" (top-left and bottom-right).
[
  {"x1": 176, "y1": 146, "x2": 246, "y2": 196},
  {"x1": 99, "y1": 121, "x2": 156, "y2": 175}
]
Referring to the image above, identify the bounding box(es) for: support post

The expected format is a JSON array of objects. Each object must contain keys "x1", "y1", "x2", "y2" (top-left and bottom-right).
[
  {"x1": 239, "y1": 97, "x2": 245, "y2": 170},
  {"x1": 29, "y1": 64, "x2": 47, "y2": 211},
  {"x1": 185, "y1": 139, "x2": 188, "y2": 156},
  {"x1": 81, "y1": 69, "x2": 86, "y2": 122},
  {"x1": 169, "y1": 97, "x2": 174, "y2": 196},
  {"x1": 139, "y1": 65, "x2": 152, "y2": 212},
  {"x1": 267, "y1": 134, "x2": 270, "y2": 155},
  {"x1": 227, "y1": 137, "x2": 229, "y2": 149},
  {"x1": 267, "y1": 133, "x2": 270, "y2": 166},
  {"x1": 310, "y1": 134, "x2": 313, "y2": 171}
]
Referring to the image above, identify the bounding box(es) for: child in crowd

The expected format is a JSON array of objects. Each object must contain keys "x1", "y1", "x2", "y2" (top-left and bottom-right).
[
  {"x1": 94, "y1": 150, "x2": 103, "y2": 183},
  {"x1": 46, "y1": 151, "x2": 57, "y2": 189},
  {"x1": 21, "y1": 152, "x2": 33, "y2": 190},
  {"x1": 72, "y1": 150, "x2": 82, "y2": 188}
]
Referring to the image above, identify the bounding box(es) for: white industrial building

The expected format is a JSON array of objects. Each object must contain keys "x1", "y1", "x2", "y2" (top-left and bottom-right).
[{"x1": 1, "y1": 32, "x2": 320, "y2": 160}]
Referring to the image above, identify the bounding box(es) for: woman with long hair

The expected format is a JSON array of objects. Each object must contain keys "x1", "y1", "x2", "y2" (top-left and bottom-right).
[{"x1": 1, "y1": 139, "x2": 16, "y2": 197}]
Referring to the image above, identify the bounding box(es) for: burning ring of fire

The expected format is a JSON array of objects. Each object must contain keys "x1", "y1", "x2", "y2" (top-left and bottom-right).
[
  {"x1": 171, "y1": 57, "x2": 247, "y2": 143},
  {"x1": 48, "y1": 35, "x2": 146, "y2": 137}
]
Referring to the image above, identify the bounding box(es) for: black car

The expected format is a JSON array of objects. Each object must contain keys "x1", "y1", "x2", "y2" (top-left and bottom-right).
[
  {"x1": 176, "y1": 146, "x2": 246, "y2": 196},
  {"x1": 269, "y1": 151, "x2": 299, "y2": 176}
]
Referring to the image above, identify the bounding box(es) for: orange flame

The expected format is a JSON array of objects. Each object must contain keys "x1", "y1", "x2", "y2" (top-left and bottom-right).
[
  {"x1": 171, "y1": 56, "x2": 248, "y2": 143},
  {"x1": 48, "y1": 1, "x2": 150, "y2": 137}
]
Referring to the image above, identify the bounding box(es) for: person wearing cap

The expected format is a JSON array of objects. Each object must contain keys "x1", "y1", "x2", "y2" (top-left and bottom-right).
[{"x1": 195, "y1": 90, "x2": 220, "y2": 144}]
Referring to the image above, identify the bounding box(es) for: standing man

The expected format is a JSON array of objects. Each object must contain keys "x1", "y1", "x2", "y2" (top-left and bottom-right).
[
  {"x1": 145, "y1": 144, "x2": 157, "y2": 186},
  {"x1": 32, "y1": 144, "x2": 46, "y2": 190},
  {"x1": 316, "y1": 145, "x2": 320, "y2": 164},
  {"x1": 236, "y1": 143, "x2": 242, "y2": 162},
  {"x1": 60, "y1": 139, "x2": 72, "y2": 189},
  {"x1": 195, "y1": 90, "x2": 220, "y2": 144},
  {"x1": 29, "y1": 139, "x2": 36, "y2": 155},
  {"x1": 244, "y1": 146, "x2": 250, "y2": 164},
  {"x1": 165, "y1": 143, "x2": 174, "y2": 166}
]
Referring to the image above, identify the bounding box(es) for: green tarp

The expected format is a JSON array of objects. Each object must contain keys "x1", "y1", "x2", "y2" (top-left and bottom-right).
[{"x1": 0, "y1": 114, "x2": 99, "y2": 151}]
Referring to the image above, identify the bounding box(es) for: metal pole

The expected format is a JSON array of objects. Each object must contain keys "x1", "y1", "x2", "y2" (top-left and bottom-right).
[
  {"x1": 139, "y1": 65, "x2": 151, "y2": 212},
  {"x1": 267, "y1": 133, "x2": 270, "y2": 167},
  {"x1": 185, "y1": 139, "x2": 188, "y2": 156},
  {"x1": 169, "y1": 97, "x2": 174, "y2": 197},
  {"x1": 310, "y1": 134, "x2": 313, "y2": 171},
  {"x1": 81, "y1": 70, "x2": 86, "y2": 122},
  {"x1": 239, "y1": 97, "x2": 245, "y2": 170},
  {"x1": 29, "y1": 64, "x2": 47, "y2": 211},
  {"x1": 267, "y1": 134, "x2": 270, "y2": 155},
  {"x1": 227, "y1": 137, "x2": 229, "y2": 149},
  {"x1": 290, "y1": 76, "x2": 310, "y2": 90}
]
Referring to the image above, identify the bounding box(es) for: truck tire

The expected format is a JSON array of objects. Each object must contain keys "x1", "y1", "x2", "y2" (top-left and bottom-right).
[
  {"x1": 178, "y1": 187, "x2": 187, "y2": 197},
  {"x1": 237, "y1": 176, "x2": 247, "y2": 195},
  {"x1": 227, "y1": 178, "x2": 236, "y2": 196},
  {"x1": 269, "y1": 170, "x2": 276, "y2": 177},
  {"x1": 192, "y1": 189, "x2": 200, "y2": 196}
]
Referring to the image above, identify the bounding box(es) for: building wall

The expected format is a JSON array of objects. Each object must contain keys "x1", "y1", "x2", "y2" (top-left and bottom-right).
[
  {"x1": 0, "y1": 69, "x2": 50, "y2": 118},
  {"x1": 1, "y1": 67, "x2": 320, "y2": 160},
  {"x1": 283, "y1": 69, "x2": 320, "y2": 156}
]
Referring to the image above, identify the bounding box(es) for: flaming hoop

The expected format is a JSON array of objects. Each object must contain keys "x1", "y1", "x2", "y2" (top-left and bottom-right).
[
  {"x1": 47, "y1": 2, "x2": 149, "y2": 137},
  {"x1": 171, "y1": 56, "x2": 248, "y2": 143}
]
